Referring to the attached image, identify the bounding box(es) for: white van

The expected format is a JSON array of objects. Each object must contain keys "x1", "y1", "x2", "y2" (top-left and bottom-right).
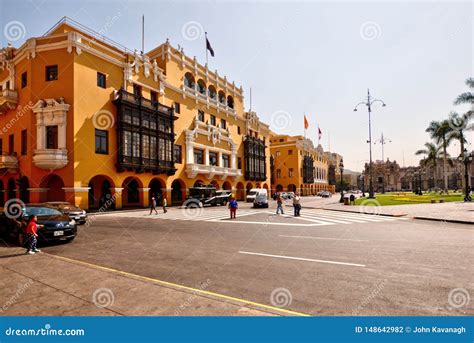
[{"x1": 246, "y1": 188, "x2": 268, "y2": 202}]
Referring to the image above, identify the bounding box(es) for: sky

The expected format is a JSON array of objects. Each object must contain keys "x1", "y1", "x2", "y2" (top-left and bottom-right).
[{"x1": 1, "y1": 0, "x2": 472, "y2": 171}]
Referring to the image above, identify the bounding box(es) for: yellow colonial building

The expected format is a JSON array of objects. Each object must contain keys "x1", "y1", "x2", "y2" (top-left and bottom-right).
[
  {"x1": 270, "y1": 134, "x2": 334, "y2": 195},
  {"x1": 0, "y1": 17, "x2": 271, "y2": 209}
]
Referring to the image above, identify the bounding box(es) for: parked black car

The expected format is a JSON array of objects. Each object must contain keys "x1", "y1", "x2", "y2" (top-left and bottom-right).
[
  {"x1": 185, "y1": 187, "x2": 230, "y2": 207},
  {"x1": 0, "y1": 205, "x2": 77, "y2": 246},
  {"x1": 42, "y1": 201, "x2": 87, "y2": 224}
]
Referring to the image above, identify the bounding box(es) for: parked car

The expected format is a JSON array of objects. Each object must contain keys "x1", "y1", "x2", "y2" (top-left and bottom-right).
[
  {"x1": 185, "y1": 187, "x2": 229, "y2": 207},
  {"x1": 43, "y1": 201, "x2": 87, "y2": 225},
  {"x1": 253, "y1": 193, "x2": 269, "y2": 208},
  {"x1": 320, "y1": 191, "x2": 332, "y2": 198},
  {"x1": 0, "y1": 205, "x2": 77, "y2": 245},
  {"x1": 246, "y1": 188, "x2": 268, "y2": 202}
]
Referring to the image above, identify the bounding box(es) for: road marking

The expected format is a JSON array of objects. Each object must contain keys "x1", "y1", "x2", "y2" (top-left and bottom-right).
[
  {"x1": 46, "y1": 253, "x2": 309, "y2": 316},
  {"x1": 278, "y1": 235, "x2": 368, "y2": 242},
  {"x1": 238, "y1": 251, "x2": 366, "y2": 267},
  {"x1": 208, "y1": 219, "x2": 330, "y2": 226}
]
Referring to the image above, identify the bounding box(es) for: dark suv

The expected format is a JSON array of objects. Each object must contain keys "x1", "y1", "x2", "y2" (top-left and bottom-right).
[{"x1": 0, "y1": 205, "x2": 77, "y2": 245}]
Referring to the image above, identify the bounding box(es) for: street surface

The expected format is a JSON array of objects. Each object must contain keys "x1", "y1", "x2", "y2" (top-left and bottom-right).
[{"x1": 19, "y1": 198, "x2": 471, "y2": 316}]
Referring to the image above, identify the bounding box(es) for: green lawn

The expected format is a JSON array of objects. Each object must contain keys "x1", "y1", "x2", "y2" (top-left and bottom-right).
[{"x1": 354, "y1": 192, "x2": 464, "y2": 206}]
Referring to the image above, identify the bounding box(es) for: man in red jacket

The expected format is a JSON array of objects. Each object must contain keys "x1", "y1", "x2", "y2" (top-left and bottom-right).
[{"x1": 25, "y1": 216, "x2": 42, "y2": 254}]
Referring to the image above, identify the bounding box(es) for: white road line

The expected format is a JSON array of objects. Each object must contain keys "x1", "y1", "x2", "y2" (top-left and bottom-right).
[
  {"x1": 208, "y1": 219, "x2": 330, "y2": 226},
  {"x1": 278, "y1": 235, "x2": 368, "y2": 242},
  {"x1": 308, "y1": 210, "x2": 397, "y2": 222},
  {"x1": 298, "y1": 214, "x2": 353, "y2": 224},
  {"x1": 263, "y1": 211, "x2": 332, "y2": 225},
  {"x1": 238, "y1": 251, "x2": 366, "y2": 267}
]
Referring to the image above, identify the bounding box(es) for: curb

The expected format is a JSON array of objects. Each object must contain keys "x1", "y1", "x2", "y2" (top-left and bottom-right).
[{"x1": 412, "y1": 216, "x2": 474, "y2": 225}]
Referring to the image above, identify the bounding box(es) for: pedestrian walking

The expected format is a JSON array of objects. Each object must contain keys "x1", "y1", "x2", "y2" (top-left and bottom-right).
[
  {"x1": 149, "y1": 196, "x2": 158, "y2": 215},
  {"x1": 228, "y1": 197, "x2": 238, "y2": 219},
  {"x1": 293, "y1": 192, "x2": 301, "y2": 216},
  {"x1": 350, "y1": 194, "x2": 356, "y2": 205},
  {"x1": 276, "y1": 194, "x2": 284, "y2": 215},
  {"x1": 25, "y1": 216, "x2": 42, "y2": 255},
  {"x1": 162, "y1": 197, "x2": 168, "y2": 213}
]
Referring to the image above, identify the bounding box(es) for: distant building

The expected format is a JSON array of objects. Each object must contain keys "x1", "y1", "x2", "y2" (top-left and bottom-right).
[
  {"x1": 270, "y1": 135, "x2": 335, "y2": 195},
  {"x1": 362, "y1": 159, "x2": 400, "y2": 192}
]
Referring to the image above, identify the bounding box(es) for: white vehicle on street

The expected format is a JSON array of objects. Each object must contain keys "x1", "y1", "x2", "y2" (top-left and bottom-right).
[{"x1": 246, "y1": 188, "x2": 268, "y2": 202}]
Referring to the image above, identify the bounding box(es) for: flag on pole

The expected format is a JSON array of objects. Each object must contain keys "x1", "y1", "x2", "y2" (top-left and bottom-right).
[
  {"x1": 206, "y1": 35, "x2": 215, "y2": 57},
  {"x1": 304, "y1": 115, "x2": 309, "y2": 130},
  {"x1": 318, "y1": 126, "x2": 322, "y2": 141}
]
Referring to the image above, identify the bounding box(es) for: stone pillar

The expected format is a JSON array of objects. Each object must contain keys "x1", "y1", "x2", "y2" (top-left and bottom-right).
[
  {"x1": 111, "y1": 188, "x2": 124, "y2": 209},
  {"x1": 205, "y1": 147, "x2": 210, "y2": 166},
  {"x1": 185, "y1": 131, "x2": 195, "y2": 164},
  {"x1": 218, "y1": 151, "x2": 223, "y2": 168},
  {"x1": 162, "y1": 188, "x2": 172, "y2": 207},
  {"x1": 62, "y1": 187, "x2": 90, "y2": 210},
  {"x1": 231, "y1": 144, "x2": 237, "y2": 170},
  {"x1": 139, "y1": 188, "x2": 150, "y2": 208}
]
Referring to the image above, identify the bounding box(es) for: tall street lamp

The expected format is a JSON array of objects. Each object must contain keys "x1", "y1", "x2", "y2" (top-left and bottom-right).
[
  {"x1": 339, "y1": 158, "x2": 345, "y2": 203},
  {"x1": 374, "y1": 132, "x2": 391, "y2": 194},
  {"x1": 458, "y1": 148, "x2": 473, "y2": 202},
  {"x1": 354, "y1": 89, "x2": 386, "y2": 199}
]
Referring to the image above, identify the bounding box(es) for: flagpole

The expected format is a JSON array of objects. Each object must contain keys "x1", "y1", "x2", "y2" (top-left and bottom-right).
[{"x1": 205, "y1": 32, "x2": 208, "y2": 65}]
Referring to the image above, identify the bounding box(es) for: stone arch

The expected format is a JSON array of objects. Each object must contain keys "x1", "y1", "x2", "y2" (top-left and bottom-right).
[
  {"x1": 40, "y1": 174, "x2": 65, "y2": 202},
  {"x1": 236, "y1": 182, "x2": 245, "y2": 201},
  {"x1": 171, "y1": 179, "x2": 186, "y2": 205},
  {"x1": 19, "y1": 176, "x2": 30, "y2": 203},
  {"x1": 122, "y1": 177, "x2": 143, "y2": 207},
  {"x1": 149, "y1": 178, "x2": 166, "y2": 206},
  {"x1": 88, "y1": 175, "x2": 115, "y2": 209}
]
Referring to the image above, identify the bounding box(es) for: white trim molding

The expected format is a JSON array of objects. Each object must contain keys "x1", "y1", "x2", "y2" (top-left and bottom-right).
[{"x1": 31, "y1": 98, "x2": 70, "y2": 170}]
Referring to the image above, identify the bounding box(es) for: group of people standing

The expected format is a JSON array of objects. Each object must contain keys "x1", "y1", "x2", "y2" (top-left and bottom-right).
[{"x1": 275, "y1": 192, "x2": 302, "y2": 217}]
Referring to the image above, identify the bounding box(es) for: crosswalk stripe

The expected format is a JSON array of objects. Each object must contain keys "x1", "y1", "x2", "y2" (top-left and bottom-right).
[
  {"x1": 305, "y1": 210, "x2": 396, "y2": 222},
  {"x1": 298, "y1": 214, "x2": 353, "y2": 224}
]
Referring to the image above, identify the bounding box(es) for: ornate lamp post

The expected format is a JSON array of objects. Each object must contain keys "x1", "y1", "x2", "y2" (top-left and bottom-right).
[
  {"x1": 354, "y1": 89, "x2": 386, "y2": 199},
  {"x1": 339, "y1": 159, "x2": 345, "y2": 203},
  {"x1": 374, "y1": 132, "x2": 391, "y2": 194},
  {"x1": 459, "y1": 148, "x2": 473, "y2": 202}
]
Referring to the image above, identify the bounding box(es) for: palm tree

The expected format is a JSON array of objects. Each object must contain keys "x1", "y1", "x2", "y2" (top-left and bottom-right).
[
  {"x1": 416, "y1": 142, "x2": 441, "y2": 190},
  {"x1": 448, "y1": 112, "x2": 473, "y2": 158},
  {"x1": 425, "y1": 120, "x2": 453, "y2": 193},
  {"x1": 448, "y1": 111, "x2": 473, "y2": 194},
  {"x1": 454, "y1": 78, "x2": 474, "y2": 108}
]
